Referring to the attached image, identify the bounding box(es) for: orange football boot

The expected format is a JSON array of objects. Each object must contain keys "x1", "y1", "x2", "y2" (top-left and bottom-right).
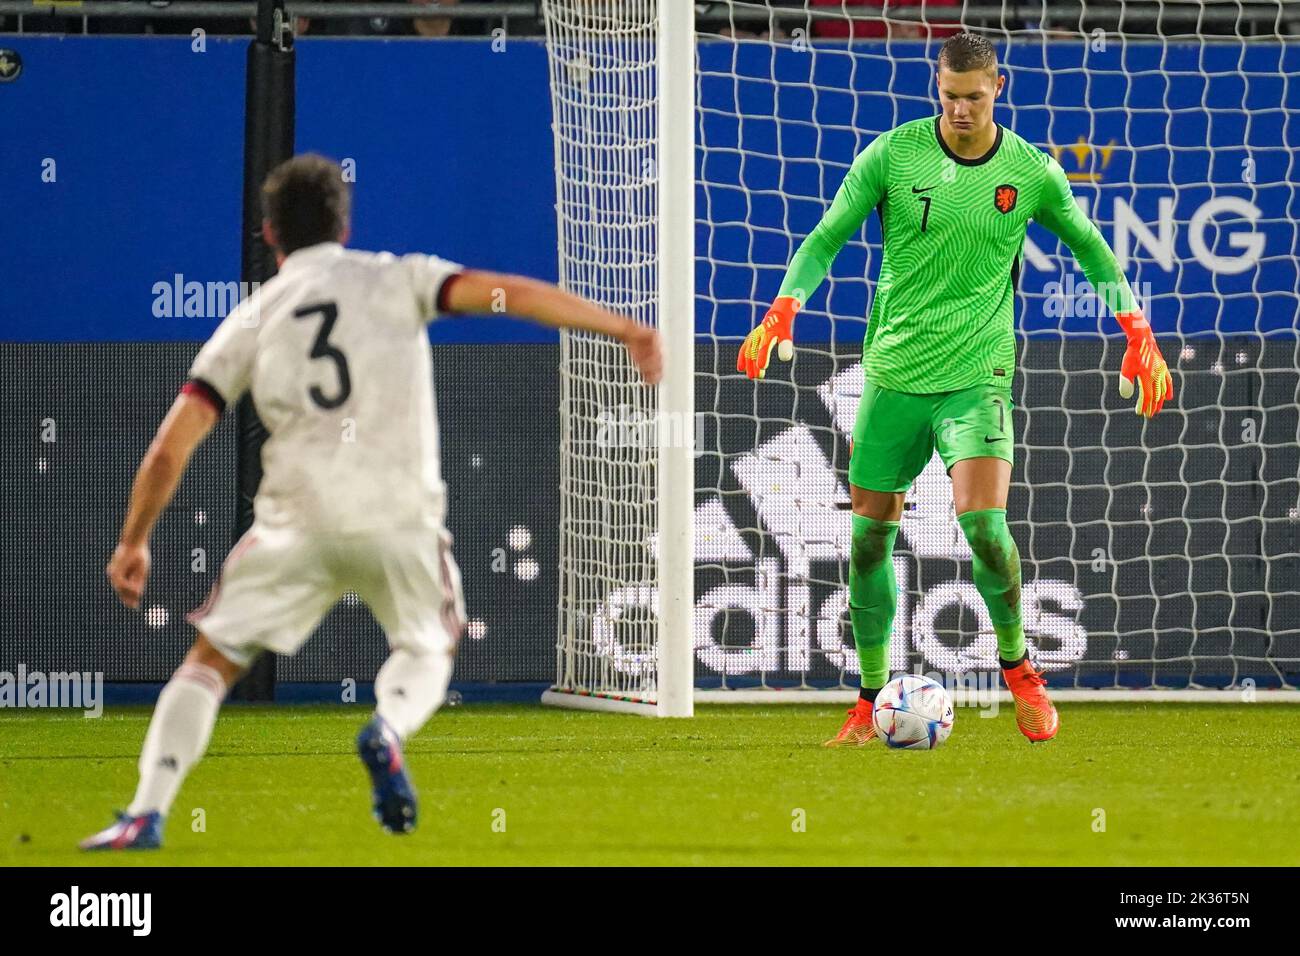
[
  {"x1": 823, "y1": 698, "x2": 878, "y2": 747},
  {"x1": 1002, "y1": 659, "x2": 1060, "y2": 742}
]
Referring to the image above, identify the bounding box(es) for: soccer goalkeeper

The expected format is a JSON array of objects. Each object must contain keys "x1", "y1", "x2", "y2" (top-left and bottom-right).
[{"x1": 738, "y1": 33, "x2": 1173, "y2": 745}]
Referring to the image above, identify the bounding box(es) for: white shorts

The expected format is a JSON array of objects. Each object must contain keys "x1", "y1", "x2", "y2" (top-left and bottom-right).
[{"x1": 188, "y1": 524, "x2": 466, "y2": 669}]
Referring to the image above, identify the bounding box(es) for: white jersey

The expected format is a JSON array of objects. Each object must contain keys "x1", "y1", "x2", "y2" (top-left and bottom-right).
[{"x1": 189, "y1": 242, "x2": 462, "y2": 534}]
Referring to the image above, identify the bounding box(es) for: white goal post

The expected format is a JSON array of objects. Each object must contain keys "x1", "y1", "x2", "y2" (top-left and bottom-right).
[
  {"x1": 540, "y1": 0, "x2": 695, "y2": 716},
  {"x1": 541, "y1": 1, "x2": 1300, "y2": 712}
]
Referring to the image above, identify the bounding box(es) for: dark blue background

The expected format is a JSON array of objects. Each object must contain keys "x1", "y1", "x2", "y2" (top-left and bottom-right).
[
  {"x1": 2, "y1": 35, "x2": 1296, "y2": 343},
  {"x1": 0, "y1": 36, "x2": 560, "y2": 344}
]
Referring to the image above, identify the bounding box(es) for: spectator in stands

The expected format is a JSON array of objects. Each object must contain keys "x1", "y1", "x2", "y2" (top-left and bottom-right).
[
  {"x1": 5, "y1": 0, "x2": 533, "y2": 38},
  {"x1": 313, "y1": 0, "x2": 492, "y2": 38},
  {"x1": 411, "y1": 0, "x2": 464, "y2": 37},
  {"x1": 697, "y1": 0, "x2": 960, "y2": 42},
  {"x1": 810, "y1": 0, "x2": 961, "y2": 39}
]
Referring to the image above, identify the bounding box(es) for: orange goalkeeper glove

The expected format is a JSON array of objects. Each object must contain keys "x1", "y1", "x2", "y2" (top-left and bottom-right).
[
  {"x1": 1115, "y1": 310, "x2": 1174, "y2": 418},
  {"x1": 737, "y1": 296, "x2": 798, "y2": 380}
]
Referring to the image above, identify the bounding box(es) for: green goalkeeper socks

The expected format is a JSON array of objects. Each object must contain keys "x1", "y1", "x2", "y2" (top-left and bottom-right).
[
  {"x1": 849, "y1": 514, "x2": 900, "y2": 689},
  {"x1": 849, "y1": 509, "x2": 1025, "y2": 682},
  {"x1": 956, "y1": 508, "x2": 1026, "y2": 663}
]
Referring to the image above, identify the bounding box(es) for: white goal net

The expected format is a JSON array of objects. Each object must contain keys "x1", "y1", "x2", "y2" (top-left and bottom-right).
[
  {"x1": 543, "y1": 0, "x2": 1300, "y2": 710},
  {"x1": 541, "y1": 0, "x2": 694, "y2": 715}
]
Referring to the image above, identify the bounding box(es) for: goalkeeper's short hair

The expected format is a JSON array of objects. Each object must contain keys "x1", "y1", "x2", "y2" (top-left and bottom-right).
[{"x1": 938, "y1": 33, "x2": 998, "y2": 76}]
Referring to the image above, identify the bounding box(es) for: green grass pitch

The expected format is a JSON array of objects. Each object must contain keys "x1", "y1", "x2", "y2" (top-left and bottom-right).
[{"x1": 1, "y1": 702, "x2": 1296, "y2": 866}]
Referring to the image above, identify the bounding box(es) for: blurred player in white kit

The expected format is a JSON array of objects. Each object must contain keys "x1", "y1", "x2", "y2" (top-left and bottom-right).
[{"x1": 81, "y1": 154, "x2": 661, "y2": 849}]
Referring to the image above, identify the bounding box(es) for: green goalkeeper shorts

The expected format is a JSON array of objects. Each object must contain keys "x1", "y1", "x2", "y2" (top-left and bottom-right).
[{"x1": 848, "y1": 381, "x2": 1015, "y2": 493}]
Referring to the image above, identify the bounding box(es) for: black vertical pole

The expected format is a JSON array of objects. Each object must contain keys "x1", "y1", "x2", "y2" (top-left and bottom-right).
[{"x1": 230, "y1": 0, "x2": 295, "y2": 702}]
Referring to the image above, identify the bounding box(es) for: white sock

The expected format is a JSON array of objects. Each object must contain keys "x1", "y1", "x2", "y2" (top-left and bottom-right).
[
  {"x1": 127, "y1": 662, "x2": 226, "y2": 817},
  {"x1": 375, "y1": 648, "x2": 453, "y2": 741}
]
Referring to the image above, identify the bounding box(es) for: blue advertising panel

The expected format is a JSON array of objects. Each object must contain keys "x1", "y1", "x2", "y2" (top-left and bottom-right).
[
  {"x1": 0, "y1": 36, "x2": 559, "y2": 343},
  {"x1": 2, "y1": 36, "x2": 1296, "y2": 343}
]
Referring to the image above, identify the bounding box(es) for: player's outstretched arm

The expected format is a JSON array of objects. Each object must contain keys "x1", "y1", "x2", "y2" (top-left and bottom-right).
[
  {"x1": 445, "y1": 269, "x2": 662, "y2": 385},
  {"x1": 739, "y1": 133, "x2": 888, "y2": 380},
  {"x1": 107, "y1": 393, "x2": 219, "y2": 608},
  {"x1": 1034, "y1": 159, "x2": 1173, "y2": 418}
]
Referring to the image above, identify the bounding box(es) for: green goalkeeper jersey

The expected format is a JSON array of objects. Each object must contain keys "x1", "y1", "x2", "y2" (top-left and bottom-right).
[{"x1": 778, "y1": 115, "x2": 1137, "y2": 393}]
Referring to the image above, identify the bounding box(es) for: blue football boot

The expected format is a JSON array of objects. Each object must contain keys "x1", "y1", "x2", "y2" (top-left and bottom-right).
[
  {"x1": 79, "y1": 811, "x2": 164, "y2": 851},
  {"x1": 356, "y1": 716, "x2": 417, "y2": 834}
]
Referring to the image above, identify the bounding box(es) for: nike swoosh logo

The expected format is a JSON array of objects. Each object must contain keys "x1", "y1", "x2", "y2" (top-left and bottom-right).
[
  {"x1": 983, "y1": 436, "x2": 1003, "y2": 443},
  {"x1": 911, "y1": 184, "x2": 936, "y2": 193}
]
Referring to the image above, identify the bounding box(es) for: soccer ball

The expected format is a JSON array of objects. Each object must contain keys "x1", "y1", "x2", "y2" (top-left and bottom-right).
[{"x1": 872, "y1": 674, "x2": 955, "y2": 750}]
